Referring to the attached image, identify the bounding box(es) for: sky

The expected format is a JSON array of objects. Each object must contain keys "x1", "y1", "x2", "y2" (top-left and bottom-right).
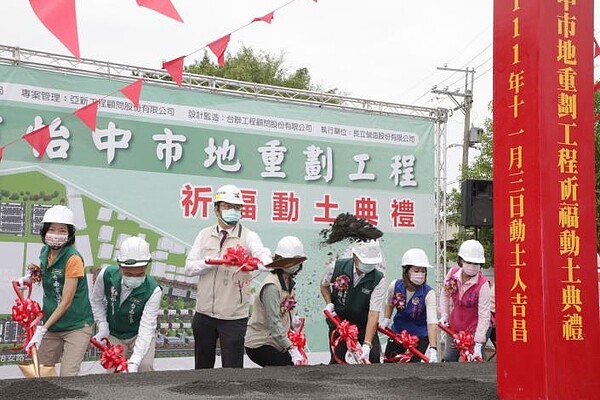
[{"x1": 0, "y1": 0, "x2": 599, "y2": 186}]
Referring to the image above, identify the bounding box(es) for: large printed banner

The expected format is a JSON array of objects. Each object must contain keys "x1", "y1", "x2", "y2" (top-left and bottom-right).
[
  {"x1": 0, "y1": 63, "x2": 436, "y2": 361},
  {"x1": 494, "y1": 0, "x2": 599, "y2": 398}
]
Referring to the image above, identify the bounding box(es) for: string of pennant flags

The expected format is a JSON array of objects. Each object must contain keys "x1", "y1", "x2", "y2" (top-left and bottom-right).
[
  {"x1": 0, "y1": 78, "x2": 143, "y2": 162},
  {"x1": 0, "y1": 1, "x2": 598, "y2": 162},
  {"x1": 0, "y1": 0, "x2": 318, "y2": 162}
]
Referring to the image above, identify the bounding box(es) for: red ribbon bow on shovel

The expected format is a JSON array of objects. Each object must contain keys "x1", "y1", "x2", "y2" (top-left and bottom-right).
[
  {"x1": 90, "y1": 338, "x2": 128, "y2": 373},
  {"x1": 206, "y1": 245, "x2": 261, "y2": 272},
  {"x1": 11, "y1": 281, "x2": 43, "y2": 353},
  {"x1": 324, "y1": 310, "x2": 368, "y2": 365},
  {"x1": 287, "y1": 317, "x2": 308, "y2": 366},
  {"x1": 377, "y1": 326, "x2": 430, "y2": 363},
  {"x1": 437, "y1": 322, "x2": 482, "y2": 362}
]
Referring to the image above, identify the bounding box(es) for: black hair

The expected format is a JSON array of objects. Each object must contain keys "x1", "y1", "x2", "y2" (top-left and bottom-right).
[{"x1": 40, "y1": 222, "x2": 76, "y2": 247}]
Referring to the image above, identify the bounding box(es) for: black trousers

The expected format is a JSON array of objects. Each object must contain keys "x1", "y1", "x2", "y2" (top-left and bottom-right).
[
  {"x1": 384, "y1": 335, "x2": 429, "y2": 363},
  {"x1": 192, "y1": 312, "x2": 248, "y2": 369},
  {"x1": 245, "y1": 345, "x2": 293, "y2": 367},
  {"x1": 327, "y1": 325, "x2": 381, "y2": 364}
]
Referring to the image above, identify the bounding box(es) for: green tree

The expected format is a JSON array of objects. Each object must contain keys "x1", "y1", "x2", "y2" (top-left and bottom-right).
[
  {"x1": 446, "y1": 103, "x2": 494, "y2": 267},
  {"x1": 186, "y1": 46, "x2": 315, "y2": 91},
  {"x1": 451, "y1": 88, "x2": 600, "y2": 265}
]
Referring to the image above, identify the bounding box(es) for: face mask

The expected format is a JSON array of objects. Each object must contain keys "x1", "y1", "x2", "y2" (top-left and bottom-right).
[
  {"x1": 287, "y1": 264, "x2": 302, "y2": 275},
  {"x1": 409, "y1": 271, "x2": 426, "y2": 286},
  {"x1": 45, "y1": 233, "x2": 69, "y2": 249},
  {"x1": 462, "y1": 262, "x2": 481, "y2": 277},
  {"x1": 122, "y1": 276, "x2": 145, "y2": 289},
  {"x1": 358, "y1": 262, "x2": 377, "y2": 274},
  {"x1": 221, "y1": 209, "x2": 241, "y2": 224}
]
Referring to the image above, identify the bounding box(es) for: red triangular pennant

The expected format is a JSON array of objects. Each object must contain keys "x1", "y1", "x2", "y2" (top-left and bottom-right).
[
  {"x1": 596, "y1": 113, "x2": 600, "y2": 121},
  {"x1": 74, "y1": 101, "x2": 100, "y2": 131},
  {"x1": 0, "y1": 146, "x2": 3, "y2": 162},
  {"x1": 22, "y1": 125, "x2": 51, "y2": 160},
  {"x1": 163, "y1": 56, "x2": 185, "y2": 86},
  {"x1": 120, "y1": 79, "x2": 144, "y2": 107},
  {"x1": 594, "y1": 81, "x2": 600, "y2": 92},
  {"x1": 137, "y1": 0, "x2": 183, "y2": 22},
  {"x1": 595, "y1": 38, "x2": 600, "y2": 58},
  {"x1": 208, "y1": 34, "x2": 231, "y2": 68},
  {"x1": 29, "y1": 0, "x2": 80, "y2": 58},
  {"x1": 252, "y1": 11, "x2": 275, "y2": 24}
]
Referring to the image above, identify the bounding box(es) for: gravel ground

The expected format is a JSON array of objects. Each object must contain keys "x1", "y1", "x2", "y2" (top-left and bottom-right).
[{"x1": 0, "y1": 362, "x2": 498, "y2": 400}]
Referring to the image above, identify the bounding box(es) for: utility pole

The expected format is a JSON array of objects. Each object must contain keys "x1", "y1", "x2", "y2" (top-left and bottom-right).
[{"x1": 432, "y1": 67, "x2": 475, "y2": 180}]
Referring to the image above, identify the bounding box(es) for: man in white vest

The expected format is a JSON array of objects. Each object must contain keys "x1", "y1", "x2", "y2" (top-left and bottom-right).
[{"x1": 184, "y1": 184, "x2": 272, "y2": 369}]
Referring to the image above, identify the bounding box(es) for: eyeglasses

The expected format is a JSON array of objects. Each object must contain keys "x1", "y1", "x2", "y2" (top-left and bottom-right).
[{"x1": 220, "y1": 203, "x2": 242, "y2": 211}]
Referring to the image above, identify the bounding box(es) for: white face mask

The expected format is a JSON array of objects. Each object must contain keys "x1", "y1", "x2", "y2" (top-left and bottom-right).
[
  {"x1": 409, "y1": 271, "x2": 426, "y2": 286},
  {"x1": 358, "y1": 262, "x2": 376, "y2": 274},
  {"x1": 287, "y1": 264, "x2": 302, "y2": 275},
  {"x1": 462, "y1": 262, "x2": 481, "y2": 277},
  {"x1": 45, "y1": 233, "x2": 69, "y2": 249},
  {"x1": 122, "y1": 276, "x2": 145, "y2": 289}
]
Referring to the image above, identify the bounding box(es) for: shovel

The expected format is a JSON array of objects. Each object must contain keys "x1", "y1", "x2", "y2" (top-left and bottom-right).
[{"x1": 18, "y1": 346, "x2": 57, "y2": 378}]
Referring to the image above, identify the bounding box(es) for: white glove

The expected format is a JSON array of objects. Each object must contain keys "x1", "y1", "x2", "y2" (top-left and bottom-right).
[
  {"x1": 291, "y1": 315, "x2": 303, "y2": 330},
  {"x1": 360, "y1": 343, "x2": 371, "y2": 361},
  {"x1": 472, "y1": 342, "x2": 483, "y2": 361},
  {"x1": 378, "y1": 318, "x2": 392, "y2": 330},
  {"x1": 127, "y1": 361, "x2": 139, "y2": 373},
  {"x1": 16, "y1": 274, "x2": 31, "y2": 287},
  {"x1": 93, "y1": 321, "x2": 110, "y2": 342},
  {"x1": 288, "y1": 346, "x2": 305, "y2": 365},
  {"x1": 323, "y1": 303, "x2": 335, "y2": 315},
  {"x1": 257, "y1": 263, "x2": 272, "y2": 272},
  {"x1": 25, "y1": 326, "x2": 47, "y2": 351},
  {"x1": 438, "y1": 313, "x2": 449, "y2": 327},
  {"x1": 424, "y1": 346, "x2": 438, "y2": 363}
]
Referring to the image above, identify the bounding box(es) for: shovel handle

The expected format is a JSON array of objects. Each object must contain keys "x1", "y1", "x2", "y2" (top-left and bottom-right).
[{"x1": 31, "y1": 346, "x2": 40, "y2": 377}]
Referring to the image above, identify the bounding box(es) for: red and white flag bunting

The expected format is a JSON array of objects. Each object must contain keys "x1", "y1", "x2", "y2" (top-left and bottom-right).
[
  {"x1": 252, "y1": 11, "x2": 275, "y2": 24},
  {"x1": 208, "y1": 34, "x2": 231, "y2": 68},
  {"x1": 29, "y1": 0, "x2": 80, "y2": 58},
  {"x1": 120, "y1": 79, "x2": 144, "y2": 107},
  {"x1": 22, "y1": 125, "x2": 51, "y2": 160},
  {"x1": 163, "y1": 57, "x2": 185, "y2": 86},
  {"x1": 136, "y1": 0, "x2": 183, "y2": 23},
  {"x1": 74, "y1": 101, "x2": 100, "y2": 132}
]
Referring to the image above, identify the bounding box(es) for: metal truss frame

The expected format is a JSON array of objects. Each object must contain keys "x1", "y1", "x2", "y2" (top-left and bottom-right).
[{"x1": 0, "y1": 44, "x2": 449, "y2": 279}]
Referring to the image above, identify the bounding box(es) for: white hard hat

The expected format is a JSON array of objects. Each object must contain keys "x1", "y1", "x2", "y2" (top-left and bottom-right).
[
  {"x1": 597, "y1": 253, "x2": 600, "y2": 271},
  {"x1": 117, "y1": 237, "x2": 152, "y2": 267},
  {"x1": 275, "y1": 236, "x2": 305, "y2": 258},
  {"x1": 458, "y1": 239, "x2": 485, "y2": 264},
  {"x1": 401, "y1": 248, "x2": 433, "y2": 269},
  {"x1": 213, "y1": 184, "x2": 244, "y2": 205},
  {"x1": 352, "y1": 240, "x2": 383, "y2": 265},
  {"x1": 42, "y1": 205, "x2": 75, "y2": 225}
]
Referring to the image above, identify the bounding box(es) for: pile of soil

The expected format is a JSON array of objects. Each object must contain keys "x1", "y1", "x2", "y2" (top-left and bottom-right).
[{"x1": 319, "y1": 213, "x2": 382, "y2": 245}]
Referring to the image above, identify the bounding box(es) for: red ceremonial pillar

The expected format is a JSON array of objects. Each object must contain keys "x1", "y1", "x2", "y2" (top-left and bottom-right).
[{"x1": 493, "y1": 0, "x2": 600, "y2": 398}]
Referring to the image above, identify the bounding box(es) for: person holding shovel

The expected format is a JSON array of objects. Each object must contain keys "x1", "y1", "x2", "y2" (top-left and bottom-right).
[
  {"x1": 184, "y1": 184, "x2": 272, "y2": 369},
  {"x1": 17, "y1": 205, "x2": 94, "y2": 377},
  {"x1": 439, "y1": 239, "x2": 491, "y2": 362},
  {"x1": 320, "y1": 239, "x2": 386, "y2": 364},
  {"x1": 90, "y1": 236, "x2": 162, "y2": 373},
  {"x1": 380, "y1": 248, "x2": 438, "y2": 363},
  {"x1": 245, "y1": 236, "x2": 308, "y2": 366}
]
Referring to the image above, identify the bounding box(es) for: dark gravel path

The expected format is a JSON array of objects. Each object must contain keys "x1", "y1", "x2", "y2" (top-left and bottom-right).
[{"x1": 0, "y1": 362, "x2": 498, "y2": 400}]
